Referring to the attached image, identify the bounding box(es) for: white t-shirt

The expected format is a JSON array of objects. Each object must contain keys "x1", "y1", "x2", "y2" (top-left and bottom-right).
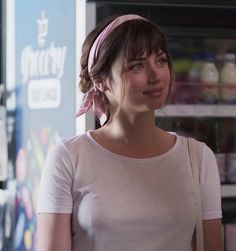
[{"x1": 37, "y1": 131, "x2": 222, "y2": 251}]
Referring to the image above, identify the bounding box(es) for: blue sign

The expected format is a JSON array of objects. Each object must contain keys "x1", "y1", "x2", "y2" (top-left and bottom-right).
[{"x1": 13, "y1": 1, "x2": 76, "y2": 250}]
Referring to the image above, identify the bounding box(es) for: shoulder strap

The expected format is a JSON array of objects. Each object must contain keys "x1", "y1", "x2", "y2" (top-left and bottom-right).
[{"x1": 187, "y1": 137, "x2": 204, "y2": 251}]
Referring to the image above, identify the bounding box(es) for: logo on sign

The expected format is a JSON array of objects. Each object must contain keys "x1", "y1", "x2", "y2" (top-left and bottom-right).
[{"x1": 20, "y1": 11, "x2": 68, "y2": 109}]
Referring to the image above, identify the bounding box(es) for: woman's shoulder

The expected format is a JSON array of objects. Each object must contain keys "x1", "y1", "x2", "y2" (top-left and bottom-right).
[
  {"x1": 174, "y1": 133, "x2": 206, "y2": 148},
  {"x1": 61, "y1": 132, "x2": 88, "y2": 148},
  {"x1": 185, "y1": 136, "x2": 213, "y2": 154},
  {"x1": 43, "y1": 132, "x2": 91, "y2": 174},
  {"x1": 48, "y1": 132, "x2": 89, "y2": 158},
  {"x1": 177, "y1": 134, "x2": 216, "y2": 165}
]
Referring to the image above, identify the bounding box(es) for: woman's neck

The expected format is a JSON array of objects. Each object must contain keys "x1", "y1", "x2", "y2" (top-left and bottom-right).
[
  {"x1": 93, "y1": 113, "x2": 175, "y2": 158},
  {"x1": 99, "y1": 112, "x2": 162, "y2": 145}
]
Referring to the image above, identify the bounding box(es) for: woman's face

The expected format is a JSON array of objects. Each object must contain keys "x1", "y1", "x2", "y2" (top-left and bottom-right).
[{"x1": 105, "y1": 50, "x2": 171, "y2": 115}]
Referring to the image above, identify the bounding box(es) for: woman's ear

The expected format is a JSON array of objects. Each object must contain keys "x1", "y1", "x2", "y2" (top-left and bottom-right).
[{"x1": 93, "y1": 77, "x2": 110, "y2": 92}]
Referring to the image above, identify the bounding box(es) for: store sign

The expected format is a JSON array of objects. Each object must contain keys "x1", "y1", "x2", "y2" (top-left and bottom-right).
[
  {"x1": 12, "y1": 1, "x2": 76, "y2": 250},
  {"x1": 20, "y1": 11, "x2": 67, "y2": 109}
]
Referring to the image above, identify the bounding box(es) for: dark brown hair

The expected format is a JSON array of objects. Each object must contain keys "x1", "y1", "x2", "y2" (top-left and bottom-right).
[{"x1": 79, "y1": 15, "x2": 174, "y2": 114}]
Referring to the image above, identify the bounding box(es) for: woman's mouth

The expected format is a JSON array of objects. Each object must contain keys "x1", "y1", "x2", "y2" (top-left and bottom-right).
[{"x1": 143, "y1": 88, "x2": 164, "y2": 97}]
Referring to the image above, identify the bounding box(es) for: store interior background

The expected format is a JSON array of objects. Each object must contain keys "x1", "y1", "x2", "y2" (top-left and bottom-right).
[{"x1": 0, "y1": 0, "x2": 236, "y2": 250}]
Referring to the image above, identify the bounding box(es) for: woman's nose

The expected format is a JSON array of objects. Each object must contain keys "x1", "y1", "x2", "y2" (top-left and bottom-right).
[{"x1": 147, "y1": 65, "x2": 160, "y2": 84}]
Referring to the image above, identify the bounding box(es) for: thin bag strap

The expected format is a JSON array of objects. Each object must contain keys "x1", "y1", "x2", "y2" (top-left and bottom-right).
[{"x1": 187, "y1": 138, "x2": 204, "y2": 251}]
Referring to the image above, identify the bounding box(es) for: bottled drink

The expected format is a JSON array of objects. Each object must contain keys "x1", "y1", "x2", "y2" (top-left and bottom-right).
[
  {"x1": 220, "y1": 53, "x2": 236, "y2": 103},
  {"x1": 188, "y1": 53, "x2": 204, "y2": 82},
  {"x1": 187, "y1": 53, "x2": 204, "y2": 104},
  {"x1": 199, "y1": 53, "x2": 219, "y2": 104},
  {"x1": 215, "y1": 54, "x2": 225, "y2": 73}
]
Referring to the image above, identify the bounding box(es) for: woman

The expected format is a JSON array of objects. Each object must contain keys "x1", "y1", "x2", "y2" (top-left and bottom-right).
[{"x1": 37, "y1": 14, "x2": 222, "y2": 251}]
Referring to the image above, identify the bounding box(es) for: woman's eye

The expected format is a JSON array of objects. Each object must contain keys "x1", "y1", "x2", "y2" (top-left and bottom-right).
[
  {"x1": 157, "y1": 57, "x2": 168, "y2": 66},
  {"x1": 129, "y1": 63, "x2": 144, "y2": 71}
]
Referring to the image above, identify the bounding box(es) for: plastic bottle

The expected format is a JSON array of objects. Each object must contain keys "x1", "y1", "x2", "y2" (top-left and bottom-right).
[
  {"x1": 188, "y1": 53, "x2": 204, "y2": 82},
  {"x1": 215, "y1": 54, "x2": 225, "y2": 73},
  {"x1": 199, "y1": 53, "x2": 219, "y2": 104},
  {"x1": 220, "y1": 53, "x2": 236, "y2": 103},
  {"x1": 187, "y1": 53, "x2": 204, "y2": 104}
]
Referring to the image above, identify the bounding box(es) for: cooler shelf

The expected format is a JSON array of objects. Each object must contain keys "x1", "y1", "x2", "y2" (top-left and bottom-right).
[{"x1": 156, "y1": 104, "x2": 236, "y2": 117}]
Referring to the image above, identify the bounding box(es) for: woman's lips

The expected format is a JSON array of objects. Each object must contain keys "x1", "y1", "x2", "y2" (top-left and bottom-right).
[{"x1": 143, "y1": 88, "x2": 164, "y2": 97}]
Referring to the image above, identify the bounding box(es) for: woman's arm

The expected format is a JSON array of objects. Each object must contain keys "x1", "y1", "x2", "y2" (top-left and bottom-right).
[
  {"x1": 203, "y1": 218, "x2": 222, "y2": 251},
  {"x1": 37, "y1": 213, "x2": 72, "y2": 251}
]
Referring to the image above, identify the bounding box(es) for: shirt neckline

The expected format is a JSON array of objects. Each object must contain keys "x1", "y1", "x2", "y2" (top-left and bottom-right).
[{"x1": 85, "y1": 130, "x2": 180, "y2": 163}]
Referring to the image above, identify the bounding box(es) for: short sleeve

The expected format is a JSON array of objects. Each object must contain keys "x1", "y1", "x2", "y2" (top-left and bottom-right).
[
  {"x1": 37, "y1": 141, "x2": 75, "y2": 214},
  {"x1": 200, "y1": 143, "x2": 222, "y2": 220}
]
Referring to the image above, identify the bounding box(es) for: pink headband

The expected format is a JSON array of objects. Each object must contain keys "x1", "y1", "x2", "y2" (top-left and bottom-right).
[{"x1": 77, "y1": 14, "x2": 146, "y2": 125}]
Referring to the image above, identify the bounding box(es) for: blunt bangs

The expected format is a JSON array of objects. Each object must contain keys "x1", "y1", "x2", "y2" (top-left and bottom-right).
[
  {"x1": 121, "y1": 20, "x2": 169, "y2": 61},
  {"x1": 92, "y1": 18, "x2": 172, "y2": 82}
]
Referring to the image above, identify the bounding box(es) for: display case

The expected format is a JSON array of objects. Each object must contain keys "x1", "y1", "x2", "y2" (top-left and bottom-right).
[
  {"x1": 160, "y1": 7, "x2": 236, "y2": 250},
  {"x1": 155, "y1": 34, "x2": 236, "y2": 195},
  {"x1": 155, "y1": 33, "x2": 236, "y2": 250}
]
